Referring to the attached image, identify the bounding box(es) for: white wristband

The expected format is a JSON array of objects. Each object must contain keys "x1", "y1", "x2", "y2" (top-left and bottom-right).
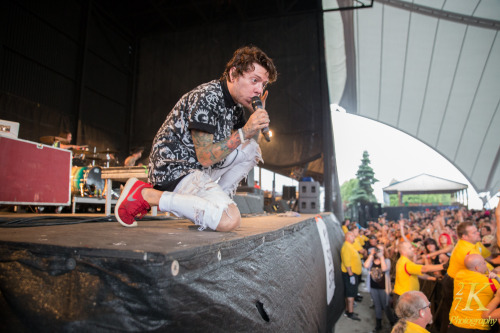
[{"x1": 238, "y1": 128, "x2": 245, "y2": 143}]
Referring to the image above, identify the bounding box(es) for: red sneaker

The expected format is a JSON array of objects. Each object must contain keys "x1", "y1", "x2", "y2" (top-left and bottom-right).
[{"x1": 115, "y1": 178, "x2": 152, "y2": 227}]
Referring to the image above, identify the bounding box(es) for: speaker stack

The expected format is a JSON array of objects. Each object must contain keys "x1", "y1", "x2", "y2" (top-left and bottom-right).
[{"x1": 298, "y1": 180, "x2": 320, "y2": 214}]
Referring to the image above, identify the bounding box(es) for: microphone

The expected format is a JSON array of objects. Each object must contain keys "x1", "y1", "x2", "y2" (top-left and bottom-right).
[{"x1": 251, "y1": 96, "x2": 271, "y2": 142}]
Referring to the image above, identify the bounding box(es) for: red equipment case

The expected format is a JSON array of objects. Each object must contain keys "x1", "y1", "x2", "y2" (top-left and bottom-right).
[{"x1": 0, "y1": 136, "x2": 72, "y2": 205}]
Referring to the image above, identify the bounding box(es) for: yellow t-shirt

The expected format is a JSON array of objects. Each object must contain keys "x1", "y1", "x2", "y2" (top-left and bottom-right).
[
  {"x1": 448, "y1": 240, "x2": 493, "y2": 278},
  {"x1": 359, "y1": 235, "x2": 368, "y2": 246},
  {"x1": 476, "y1": 242, "x2": 491, "y2": 259},
  {"x1": 404, "y1": 321, "x2": 430, "y2": 333},
  {"x1": 341, "y1": 241, "x2": 362, "y2": 275},
  {"x1": 353, "y1": 237, "x2": 363, "y2": 252},
  {"x1": 449, "y1": 269, "x2": 499, "y2": 330},
  {"x1": 342, "y1": 225, "x2": 348, "y2": 234},
  {"x1": 394, "y1": 255, "x2": 423, "y2": 296}
]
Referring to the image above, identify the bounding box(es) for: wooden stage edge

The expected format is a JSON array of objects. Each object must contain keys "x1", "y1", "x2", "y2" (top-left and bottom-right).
[{"x1": 0, "y1": 212, "x2": 341, "y2": 259}]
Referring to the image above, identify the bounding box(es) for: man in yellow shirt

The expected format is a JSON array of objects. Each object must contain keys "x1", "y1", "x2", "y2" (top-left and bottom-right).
[
  {"x1": 449, "y1": 254, "x2": 499, "y2": 331},
  {"x1": 448, "y1": 223, "x2": 490, "y2": 279},
  {"x1": 393, "y1": 291, "x2": 433, "y2": 333},
  {"x1": 342, "y1": 219, "x2": 350, "y2": 234},
  {"x1": 341, "y1": 231, "x2": 362, "y2": 321},
  {"x1": 359, "y1": 229, "x2": 369, "y2": 246},
  {"x1": 393, "y1": 241, "x2": 444, "y2": 305},
  {"x1": 348, "y1": 224, "x2": 367, "y2": 258},
  {"x1": 440, "y1": 222, "x2": 491, "y2": 332}
]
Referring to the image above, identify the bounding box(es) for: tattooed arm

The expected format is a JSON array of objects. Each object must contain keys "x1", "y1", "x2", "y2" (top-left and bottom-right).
[
  {"x1": 191, "y1": 130, "x2": 242, "y2": 168},
  {"x1": 191, "y1": 106, "x2": 269, "y2": 167}
]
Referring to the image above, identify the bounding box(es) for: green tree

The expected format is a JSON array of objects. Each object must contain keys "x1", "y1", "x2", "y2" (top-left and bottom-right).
[
  {"x1": 340, "y1": 178, "x2": 359, "y2": 206},
  {"x1": 350, "y1": 151, "x2": 379, "y2": 205}
]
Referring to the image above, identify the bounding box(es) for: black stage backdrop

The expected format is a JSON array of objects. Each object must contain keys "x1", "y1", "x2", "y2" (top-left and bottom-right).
[
  {"x1": 0, "y1": 0, "x2": 331, "y2": 181},
  {"x1": 0, "y1": 0, "x2": 134, "y2": 161},
  {"x1": 132, "y1": 8, "x2": 328, "y2": 181}
]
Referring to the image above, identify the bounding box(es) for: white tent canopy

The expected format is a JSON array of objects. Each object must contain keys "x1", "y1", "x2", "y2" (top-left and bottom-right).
[
  {"x1": 383, "y1": 173, "x2": 468, "y2": 194},
  {"x1": 323, "y1": 0, "x2": 500, "y2": 201}
]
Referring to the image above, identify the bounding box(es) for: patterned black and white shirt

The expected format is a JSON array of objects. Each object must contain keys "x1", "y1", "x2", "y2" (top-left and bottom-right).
[{"x1": 148, "y1": 79, "x2": 246, "y2": 190}]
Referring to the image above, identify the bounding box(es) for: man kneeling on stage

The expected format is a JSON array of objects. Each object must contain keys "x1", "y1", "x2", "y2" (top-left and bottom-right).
[{"x1": 115, "y1": 46, "x2": 277, "y2": 232}]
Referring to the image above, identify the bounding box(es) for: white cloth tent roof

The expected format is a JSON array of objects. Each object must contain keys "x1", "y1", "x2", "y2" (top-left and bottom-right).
[
  {"x1": 323, "y1": 0, "x2": 500, "y2": 199},
  {"x1": 382, "y1": 173, "x2": 468, "y2": 194}
]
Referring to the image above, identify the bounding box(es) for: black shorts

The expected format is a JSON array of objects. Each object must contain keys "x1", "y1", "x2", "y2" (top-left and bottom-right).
[
  {"x1": 153, "y1": 174, "x2": 187, "y2": 192},
  {"x1": 342, "y1": 272, "x2": 359, "y2": 298}
]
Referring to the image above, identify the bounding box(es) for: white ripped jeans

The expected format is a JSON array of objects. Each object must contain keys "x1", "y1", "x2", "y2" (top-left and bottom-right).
[{"x1": 158, "y1": 140, "x2": 262, "y2": 230}]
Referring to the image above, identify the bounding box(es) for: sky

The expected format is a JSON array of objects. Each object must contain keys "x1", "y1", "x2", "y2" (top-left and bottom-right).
[{"x1": 255, "y1": 108, "x2": 499, "y2": 210}]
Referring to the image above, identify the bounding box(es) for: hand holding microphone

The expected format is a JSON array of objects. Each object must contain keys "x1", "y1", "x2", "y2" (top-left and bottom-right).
[{"x1": 251, "y1": 96, "x2": 271, "y2": 142}]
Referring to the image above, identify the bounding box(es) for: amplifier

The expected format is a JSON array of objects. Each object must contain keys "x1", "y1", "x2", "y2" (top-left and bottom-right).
[
  {"x1": 299, "y1": 181, "x2": 320, "y2": 198},
  {"x1": 0, "y1": 136, "x2": 72, "y2": 205}
]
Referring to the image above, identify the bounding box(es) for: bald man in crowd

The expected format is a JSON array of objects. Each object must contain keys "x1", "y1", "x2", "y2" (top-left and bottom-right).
[
  {"x1": 439, "y1": 221, "x2": 494, "y2": 333},
  {"x1": 448, "y1": 254, "x2": 499, "y2": 332},
  {"x1": 393, "y1": 241, "x2": 444, "y2": 306}
]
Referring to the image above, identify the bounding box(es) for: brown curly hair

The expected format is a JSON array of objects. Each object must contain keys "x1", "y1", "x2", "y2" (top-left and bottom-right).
[{"x1": 221, "y1": 46, "x2": 277, "y2": 84}]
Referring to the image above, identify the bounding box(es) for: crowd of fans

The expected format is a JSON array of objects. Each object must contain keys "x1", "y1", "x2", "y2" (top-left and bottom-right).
[{"x1": 340, "y1": 200, "x2": 500, "y2": 333}]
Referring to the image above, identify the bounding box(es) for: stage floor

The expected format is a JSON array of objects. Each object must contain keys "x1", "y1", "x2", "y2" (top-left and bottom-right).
[
  {"x1": 0, "y1": 211, "x2": 345, "y2": 332},
  {"x1": 0, "y1": 212, "x2": 323, "y2": 256}
]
